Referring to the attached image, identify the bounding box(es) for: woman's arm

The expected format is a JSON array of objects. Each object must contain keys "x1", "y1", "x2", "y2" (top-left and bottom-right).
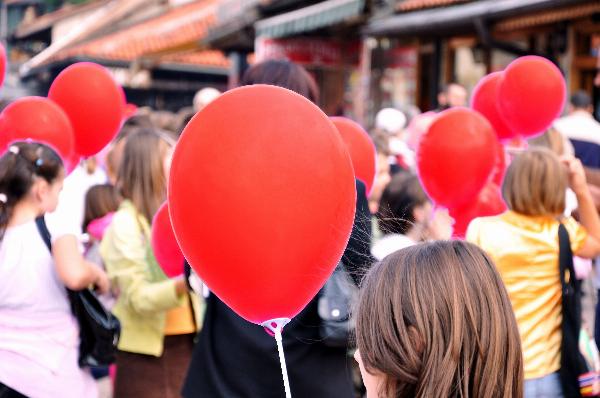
[
  {"x1": 101, "y1": 210, "x2": 186, "y2": 316},
  {"x1": 564, "y1": 157, "x2": 600, "y2": 258},
  {"x1": 53, "y1": 234, "x2": 110, "y2": 293}
]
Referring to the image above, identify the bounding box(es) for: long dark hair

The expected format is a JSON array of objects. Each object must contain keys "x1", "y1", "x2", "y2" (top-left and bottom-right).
[
  {"x1": 0, "y1": 142, "x2": 63, "y2": 240},
  {"x1": 240, "y1": 59, "x2": 320, "y2": 104},
  {"x1": 376, "y1": 172, "x2": 429, "y2": 235},
  {"x1": 117, "y1": 129, "x2": 171, "y2": 223},
  {"x1": 355, "y1": 241, "x2": 523, "y2": 397}
]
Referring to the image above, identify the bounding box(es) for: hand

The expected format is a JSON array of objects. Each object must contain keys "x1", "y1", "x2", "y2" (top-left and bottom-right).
[
  {"x1": 93, "y1": 267, "x2": 110, "y2": 295},
  {"x1": 561, "y1": 155, "x2": 588, "y2": 196},
  {"x1": 174, "y1": 276, "x2": 189, "y2": 296}
]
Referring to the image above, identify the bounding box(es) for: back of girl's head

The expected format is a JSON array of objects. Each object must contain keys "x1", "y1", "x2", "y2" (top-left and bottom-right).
[
  {"x1": 502, "y1": 147, "x2": 566, "y2": 216},
  {"x1": 376, "y1": 172, "x2": 428, "y2": 235},
  {"x1": 355, "y1": 241, "x2": 523, "y2": 398},
  {"x1": 117, "y1": 128, "x2": 171, "y2": 222},
  {"x1": 240, "y1": 59, "x2": 320, "y2": 104},
  {"x1": 0, "y1": 142, "x2": 63, "y2": 239},
  {"x1": 83, "y1": 184, "x2": 121, "y2": 232}
]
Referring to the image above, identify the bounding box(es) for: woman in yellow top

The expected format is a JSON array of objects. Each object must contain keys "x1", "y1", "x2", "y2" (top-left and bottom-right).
[
  {"x1": 100, "y1": 129, "x2": 201, "y2": 398},
  {"x1": 467, "y1": 148, "x2": 600, "y2": 397}
]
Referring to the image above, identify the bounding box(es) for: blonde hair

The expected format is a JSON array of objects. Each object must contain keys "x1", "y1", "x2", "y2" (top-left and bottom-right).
[
  {"x1": 117, "y1": 129, "x2": 171, "y2": 222},
  {"x1": 502, "y1": 147, "x2": 567, "y2": 216}
]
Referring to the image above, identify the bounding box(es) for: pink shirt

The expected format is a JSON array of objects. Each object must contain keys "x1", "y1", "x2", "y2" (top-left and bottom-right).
[{"x1": 0, "y1": 221, "x2": 96, "y2": 398}]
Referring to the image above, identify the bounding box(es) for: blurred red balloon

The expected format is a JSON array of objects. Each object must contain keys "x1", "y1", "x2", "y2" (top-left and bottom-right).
[
  {"x1": 124, "y1": 103, "x2": 138, "y2": 119},
  {"x1": 450, "y1": 182, "x2": 507, "y2": 238},
  {"x1": 471, "y1": 72, "x2": 516, "y2": 141},
  {"x1": 330, "y1": 117, "x2": 376, "y2": 194},
  {"x1": 151, "y1": 202, "x2": 184, "y2": 278},
  {"x1": 49, "y1": 62, "x2": 125, "y2": 157},
  {"x1": 0, "y1": 43, "x2": 6, "y2": 89},
  {"x1": 169, "y1": 85, "x2": 356, "y2": 324},
  {"x1": 491, "y1": 139, "x2": 507, "y2": 186},
  {"x1": 498, "y1": 56, "x2": 566, "y2": 138},
  {"x1": 416, "y1": 108, "x2": 497, "y2": 209},
  {"x1": 0, "y1": 96, "x2": 74, "y2": 163}
]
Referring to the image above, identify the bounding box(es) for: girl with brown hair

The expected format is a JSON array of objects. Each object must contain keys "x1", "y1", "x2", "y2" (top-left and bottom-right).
[
  {"x1": 468, "y1": 148, "x2": 600, "y2": 397},
  {"x1": 100, "y1": 129, "x2": 201, "y2": 398},
  {"x1": 354, "y1": 240, "x2": 524, "y2": 397},
  {"x1": 0, "y1": 142, "x2": 108, "y2": 398}
]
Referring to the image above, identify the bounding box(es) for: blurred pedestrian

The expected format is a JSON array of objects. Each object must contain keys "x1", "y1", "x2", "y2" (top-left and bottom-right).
[
  {"x1": 373, "y1": 173, "x2": 451, "y2": 260},
  {"x1": 0, "y1": 142, "x2": 109, "y2": 398},
  {"x1": 467, "y1": 148, "x2": 600, "y2": 397},
  {"x1": 554, "y1": 91, "x2": 600, "y2": 168},
  {"x1": 182, "y1": 59, "x2": 373, "y2": 398},
  {"x1": 100, "y1": 129, "x2": 200, "y2": 398}
]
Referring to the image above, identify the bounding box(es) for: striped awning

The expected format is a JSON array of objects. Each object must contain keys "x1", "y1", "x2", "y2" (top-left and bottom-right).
[{"x1": 255, "y1": 0, "x2": 365, "y2": 39}]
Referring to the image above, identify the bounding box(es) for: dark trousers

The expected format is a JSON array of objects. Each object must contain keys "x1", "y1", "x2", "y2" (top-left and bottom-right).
[
  {"x1": 0, "y1": 382, "x2": 27, "y2": 398},
  {"x1": 114, "y1": 334, "x2": 194, "y2": 398}
]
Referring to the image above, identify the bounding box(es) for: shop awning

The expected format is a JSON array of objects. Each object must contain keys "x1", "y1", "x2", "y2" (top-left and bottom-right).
[
  {"x1": 255, "y1": 0, "x2": 365, "y2": 39},
  {"x1": 203, "y1": 0, "x2": 263, "y2": 46},
  {"x1": 364, "y1": 0, "x2": 590, "y2": 36}
]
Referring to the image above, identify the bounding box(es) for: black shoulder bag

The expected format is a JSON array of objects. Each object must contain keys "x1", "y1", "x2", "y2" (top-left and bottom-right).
[
  {"x1": 317, "y1": 261, "x2": 358, "y2": 348},
  {"x1": 35, "y1": 217, "x2": 120, "y2": 368},
  {"x1": 558, "y1": 223, "x2": 588, "y2": 398}
]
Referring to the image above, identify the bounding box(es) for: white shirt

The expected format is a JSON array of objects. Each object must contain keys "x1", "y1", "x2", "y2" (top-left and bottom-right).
[
  {"x1": 0, "y1": 221, "x2": 96, "y2": 397},
  {"x1": 46, "y1": 165, "x2": 107, "y2": 240},
  {"x1": 371, "y1": 233, "x2": 416, "y2": 261}
]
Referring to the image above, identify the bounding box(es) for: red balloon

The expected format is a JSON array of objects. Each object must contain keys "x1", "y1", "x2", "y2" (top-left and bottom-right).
[
  {"x1": 416, "y1": 108, "x2": 497, "y2": 209},
  {"x1": 49, "y1": 62, "x2": 125, "y2": 157},
  {"x1": 151, "y1": 202, "x2": 184, "y2": 278},
  {"x1": 498, "y1": 56, "x2": 566, "y2": 138},
  {"x1": 0, "y1": 97, "x2": 74, "y2": 162},
  {"x1": 0, "y1": 43, "x2": 6, "y2": 89},
  {"x1": 471, "y1": 72, "x2": 516, "y2": 141},
  {"x1": 169, "y1": 85, "x2": 356, "y2": 325},
  {"x1": 124, "y1": 103, "x2": 138, "y2": 119},
  {"x1": 330, "y1": 117, "x2": 376, "y2": 194},
  {"x1": 491, "y1": 139, "x2": 507, "y2": 186},
  {"x1": 450, "y1": 182, "x2": 507, "y2": 238}
]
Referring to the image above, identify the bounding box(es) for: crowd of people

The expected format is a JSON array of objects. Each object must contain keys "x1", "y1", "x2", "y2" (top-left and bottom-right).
[{"x1": 1, "y1": 57, "x2": 600, "y2": 398}]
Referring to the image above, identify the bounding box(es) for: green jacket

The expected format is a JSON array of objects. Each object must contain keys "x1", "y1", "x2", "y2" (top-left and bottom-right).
[{"x1": 100, "y1": 200, "x2": 202, "y2": 357}]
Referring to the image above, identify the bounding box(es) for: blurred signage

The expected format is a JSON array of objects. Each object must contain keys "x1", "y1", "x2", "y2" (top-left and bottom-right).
[{"x1": 256, "y1": 37, "x2": 359, "y2": 67}]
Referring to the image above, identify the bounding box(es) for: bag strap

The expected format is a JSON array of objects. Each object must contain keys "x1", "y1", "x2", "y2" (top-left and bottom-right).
[
  {"x1": 35, "y1": 216, "x2": 52, "y2": 252},
  {"x1": 558, "y1": 222, "x2": 580, "y2": 296}
]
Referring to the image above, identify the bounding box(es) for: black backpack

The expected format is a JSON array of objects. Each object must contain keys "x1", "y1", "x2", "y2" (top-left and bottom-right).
[{"x1": 35, "y1": 217, "x2": 120, "y2": 368}]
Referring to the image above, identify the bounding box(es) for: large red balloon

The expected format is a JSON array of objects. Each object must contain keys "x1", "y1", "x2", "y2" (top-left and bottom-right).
[
  {"x1": 471, "y1": 72, "x2": 516, "y2": 141},
  {"x1": 450, "y1": 182, "x2": 507, "y2": 238},
  {"x1": 0, "y1": 43, "x2": 6, "y2": 89},
  {"x1": 49, "y1": 62, "x2": 125, "y2": 157},
  {"x1": 0, "y1": 97, "x2": 74, "y2": 162},
  {"x1": 169, "y1": 85, "x2": 356, "y2": 325},
  {"x1": 416, "y1": 108, "x2": 497, "y2": 209},
  {"x1": 151, "y1": 202, "x2": 184, "y2": 278},
  {"x1": 498, "y1": 56, "x2": 566, "y2": 138},
  {"x1": 330, "y1": 117, "x2": 376, "y2": 195}
]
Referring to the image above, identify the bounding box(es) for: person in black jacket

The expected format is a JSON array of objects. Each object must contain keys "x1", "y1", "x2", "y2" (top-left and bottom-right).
[{"x1": 181, "y1": 60, "x2": 374, "y2": 398}]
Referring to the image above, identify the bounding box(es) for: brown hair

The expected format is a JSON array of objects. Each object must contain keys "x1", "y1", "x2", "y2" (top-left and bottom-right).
[
  {"x1": 502, "y1": 147, "x2": 567, "y2": 216},
  {"x1": 355, "y1": 241, "x2": 523, "y2": 398},
  {"x1": 376, "y1": 172, "x2": 429, "y2": 235},
  {"x1": 240, "y1": 59, "x2": 320, "y2": 104},
  {"x1": 117, "y1": 129, "x2": 171, "y2": 222},
  {"x1": 82, "y1": 184, "x2": 122, "y2": 232},
  {"x1": 0, "y1": 142, "x2": 63, "y2": 240}
]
